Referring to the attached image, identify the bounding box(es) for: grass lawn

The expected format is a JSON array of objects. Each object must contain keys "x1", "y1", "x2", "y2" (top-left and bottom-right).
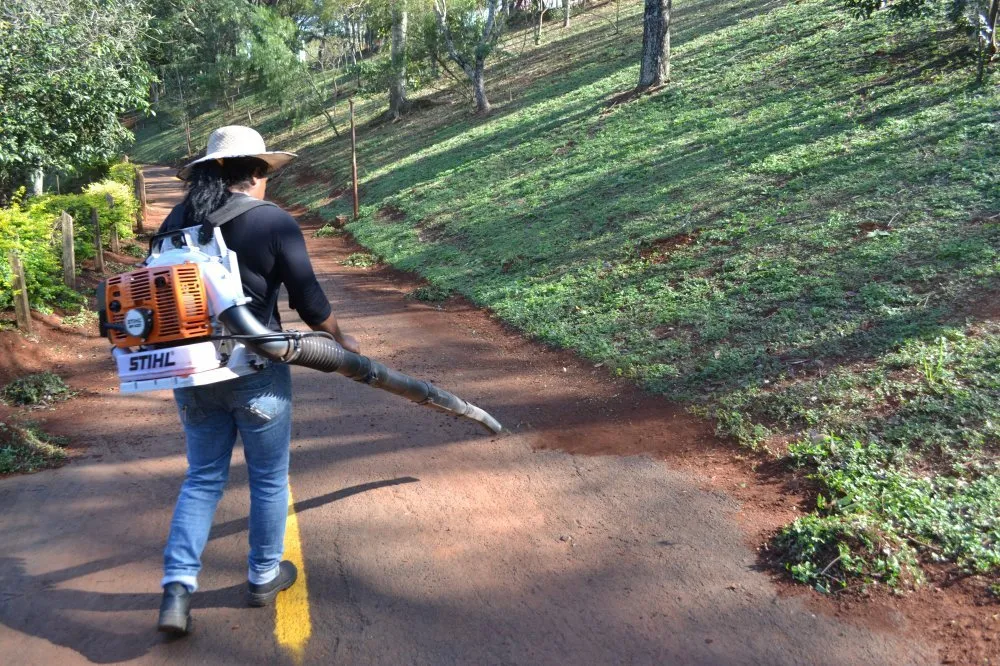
[{"x1": 133, "y1": 0, "x2": 1000, "y2": 591}]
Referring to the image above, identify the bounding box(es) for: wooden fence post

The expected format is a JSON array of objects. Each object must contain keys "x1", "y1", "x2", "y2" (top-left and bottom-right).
[
  {"x1": 91, "y1": 207, "x2": 105, "y2": 275},
  {"x1": 105, "y1": 193, "x2": 120, "y2": 254},
  {"x1": 350, "y1": 98, "x2": 359, "y2": 220},
  {"x1": 60, "y1": 211, "x2": 75, "y2": 288},
  {"x1": 8, "y1": 251, "x2": 32, "y2": 333},
  {"x1": 135, "y1": 169, "x2": 147, "y2": 234}
]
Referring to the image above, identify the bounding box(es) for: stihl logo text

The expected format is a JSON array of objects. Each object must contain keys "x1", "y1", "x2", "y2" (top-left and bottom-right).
[{"x1": 129, "y1": 351, "x2": 177, "y2": 372}]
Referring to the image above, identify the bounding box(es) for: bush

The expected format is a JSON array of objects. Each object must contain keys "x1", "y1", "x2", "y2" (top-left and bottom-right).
[
  {"x1": 106, "y1": 161, "x2": 139, "y2": 189},
  {"x1": 0, "y1": 172, "x2": 140, "y2": 311},
  {"x1": 32, "y1": 179, "x2": 137, "y2": 261},
  {"x1": 0, "y1": 192, "x2": 79, "y2": 310},
  {"x1": 342, "y1": 252, "x2": 380, "y2": 267},
  {"x1": 314, "y1": 224, "x2": 342, "y2": 238},
  {"x1": 0, "y1": 421, "x2": 68, "y2": 474},
  {"x1": 1, "y1": 372, "x2": 74, "y2": 406}
]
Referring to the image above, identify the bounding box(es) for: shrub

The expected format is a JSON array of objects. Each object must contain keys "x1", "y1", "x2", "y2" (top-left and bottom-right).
[
  {"x1": 410, "y1": 284, "x2": 451, "y2": 302},
  {"x1": 0, "y1": 192, "x2": 79, "y2": 310},
  {"x1": 32, "y1": 179, "x2": 137, "y2": 261},
  {"x1": 106, "y1": 161, "x2": 139, "y2": 189},
  {"x1": 1, "y1": 372, "x2": 74, "y2": 406},
  {"x1": 342, "y1": 252, "x2": 380, "y2": 267},
  {"x1": 0, "y1": 173, "x2": 140, "y2": 311},
  {"x1": 314, "y1": 224, "x2": 342, "y2": 238},
  {"x1": 0, "y1": 421, "x2": 68, "y2": 474}
]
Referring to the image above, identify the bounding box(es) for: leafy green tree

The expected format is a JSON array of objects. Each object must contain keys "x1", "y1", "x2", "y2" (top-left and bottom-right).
[
  {"x1": 433, "y1": 0, "x2": 505, "y2": 114},
  {"x1": 0, "y1": 0, "x2": 153, "y2": 197},
  {"x1": 843, "y1": 0, "x2": 998, "y2": 58}
]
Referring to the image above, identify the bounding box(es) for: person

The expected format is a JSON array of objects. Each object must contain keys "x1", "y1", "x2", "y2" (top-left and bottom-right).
[{"x1": 154, "y1": 125, "x2": 359, "y2": 635}]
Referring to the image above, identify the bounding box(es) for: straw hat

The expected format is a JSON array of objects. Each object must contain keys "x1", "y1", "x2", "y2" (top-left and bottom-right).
[{"x1": 177, "y1": 126, "x2": 296, "y2": 180}]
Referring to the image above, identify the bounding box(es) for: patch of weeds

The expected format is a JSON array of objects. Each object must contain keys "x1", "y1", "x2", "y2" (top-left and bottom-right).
[
  {"x1": 775, "y1": 512, "x2": 921, "y2": 594},
  {"x1": 409, "y1": 284, "x2": 451, "y2": 302},
  {"x1": 1, "y1": 372, "x2": 74, "y2": 407},
  {"x1": 0, "y1": 421, "x2": 68, "y2": 474},
  {"x1": 779, "y1": 435, "x2": 1000, "y2": 588},
  {"x1": 341, "y1": 252, "x2": 380, "y2": 268},
  {"x1": 121, "y1": 243, "x2": 147, "y2": 259},
  {"x1": 61, "y1": 308, "x2": 98, "y2": 329},
  {"x1": 315, "y1": 224, "x2": 343, "y2": 238},
  {"x1": 105, "y1": 261, "x2": 133, "y2": 275}
]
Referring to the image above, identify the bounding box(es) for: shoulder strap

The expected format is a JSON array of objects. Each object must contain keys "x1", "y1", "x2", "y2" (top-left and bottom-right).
[
  {"x1": 198, "y1": 195, "x2": 278, "y2": 244},
  {"x1": 207, "y1": 197, "x2": 277, "y2": 227}
]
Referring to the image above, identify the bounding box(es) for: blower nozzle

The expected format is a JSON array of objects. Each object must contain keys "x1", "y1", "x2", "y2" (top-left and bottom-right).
[{"x1": 219, "y1": 306, "x2": 502, "y2": 434}]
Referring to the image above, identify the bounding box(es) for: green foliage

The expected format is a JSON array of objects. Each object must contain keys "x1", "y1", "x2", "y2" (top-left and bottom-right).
[
  {"x1": 0, "y1": 173, "x2": 138, "y2": 310},
  {"x1": 61, "y1": 307, "x2": 97, "y2": 329},
  {"x1": 32, "y1": 179, "x2": 138, "y2": 262},
  {"x1": 410, "y1": 284, "x2": 451, "y2": 301},
  {"x1": 106, "y1": 162, "x2": 139, "y2": 189},
  {"x1": 342, "y1": 252, "x2": 380, "y2": 267},
  {"x1": 348, "y1": 58, "x2": 395, "y2": 96},
  {"x1": 0, "y1": 194, "x2": 78, "y2": 310},
  {"x1": 842, "y1": 0, "x2": 979, "y2": 20},
  {"x1": 314, "y1": 224, "x2": 343, "y2": 237},
  {"x1": 0, "y1": 0, "x2": 153, "y2": 194},
  {"x1": 1, "y1": 372, "x2": 73, "y2": 406},
  {"x1": 775, "y1": 512, "x2": 921, "y2": 593},
  {"x1": 779, "y1": 435, "x2": 1000, "y2": 588},
  {"x1": 0, "y1": 420, "x2": 67, "y2": 474},
  {"x1": 148, "y1": 0, "x2": 309, "y2": 123}
]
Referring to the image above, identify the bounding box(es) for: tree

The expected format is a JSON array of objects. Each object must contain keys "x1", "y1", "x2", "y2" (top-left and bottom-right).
[
  {"x1": 389, "y1": 0, "x2": 411, "y2": 118},
  {"x1": 433, "y1": 0, "x2": 505, "y2": 114},
  {"x1": 0, "y1": 0, "x2": 153, "y2": 195},
  {"x1": 843, "y1": 0, "x2": 999, "y2": 58},
  {"x1": 563, "y1": 0, "x2": 571, "y2": 28},
  {"x1": 638, "y1": 0, "x2": 670, "y2": 89}
]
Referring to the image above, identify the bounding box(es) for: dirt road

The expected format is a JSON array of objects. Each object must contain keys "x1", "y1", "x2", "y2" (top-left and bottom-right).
[{"x1": 0, "y1": 166, "x2": 934, "y2": 664}]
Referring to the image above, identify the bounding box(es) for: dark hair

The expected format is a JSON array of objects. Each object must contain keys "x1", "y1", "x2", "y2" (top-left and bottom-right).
[{"x1": 182, "y1": 157, "x2": 270, "y2": 228}]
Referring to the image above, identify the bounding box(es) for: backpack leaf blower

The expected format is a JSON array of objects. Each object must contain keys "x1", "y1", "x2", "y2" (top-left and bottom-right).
[{"x1": 97, "y1": 224, "x2": 502, "y2": 434}]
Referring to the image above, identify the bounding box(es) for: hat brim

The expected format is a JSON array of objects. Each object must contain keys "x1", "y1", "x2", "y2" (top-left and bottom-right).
[{"x1": 176, "y1": 151, "x2": 297, "y2": 181}]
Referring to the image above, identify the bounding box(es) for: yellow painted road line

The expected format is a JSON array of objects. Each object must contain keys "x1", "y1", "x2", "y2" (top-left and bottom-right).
[{"x1": 276, "y1": 486, "x2": 311, "y2": 663}]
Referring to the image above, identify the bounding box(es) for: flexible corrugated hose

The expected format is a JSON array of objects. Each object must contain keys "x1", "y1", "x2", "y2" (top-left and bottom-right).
[{"x1": 218, "y1": 305, "x2": 502, "y2": 434}]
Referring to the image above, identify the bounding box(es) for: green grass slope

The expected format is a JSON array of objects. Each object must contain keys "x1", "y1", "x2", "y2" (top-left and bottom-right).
[{"x1": 134, "y1": 0, "x2": 1000, "y2": 591}]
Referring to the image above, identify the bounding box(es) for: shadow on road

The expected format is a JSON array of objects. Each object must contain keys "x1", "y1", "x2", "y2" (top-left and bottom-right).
[{"x1": 0, "y1": 477, "x2": 418, "y2": 664}]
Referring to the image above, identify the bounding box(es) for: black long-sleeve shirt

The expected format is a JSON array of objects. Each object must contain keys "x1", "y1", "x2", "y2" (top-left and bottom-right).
[{"x1": 159, "y1": 198, "x2": 332, "y2": 331}]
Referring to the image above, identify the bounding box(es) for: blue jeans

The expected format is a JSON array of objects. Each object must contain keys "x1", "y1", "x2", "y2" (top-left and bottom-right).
[{"x1": 162, "y1": 363, "x2": 293, "y2": 592}]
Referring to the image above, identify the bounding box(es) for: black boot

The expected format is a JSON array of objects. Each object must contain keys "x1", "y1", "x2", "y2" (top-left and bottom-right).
[
  {"x1": 247, "y1": 560, "x2": 298, "y2": 607},
  {"x1": 157, "y1": 582, "x2": 192, "y2": 635}
]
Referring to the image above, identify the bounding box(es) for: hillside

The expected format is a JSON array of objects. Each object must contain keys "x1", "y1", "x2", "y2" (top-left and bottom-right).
[{"x1": 133, "y1": 0, "x2": 1000, "y2": 591}]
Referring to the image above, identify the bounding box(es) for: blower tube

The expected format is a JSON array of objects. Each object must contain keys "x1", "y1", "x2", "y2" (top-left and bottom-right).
[{"x1": 218, "y1": 305, "x2": 502, "y2": 434}]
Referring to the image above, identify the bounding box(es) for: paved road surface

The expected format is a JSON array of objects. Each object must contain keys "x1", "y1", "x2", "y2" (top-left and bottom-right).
[{"x1": 0, "y1": 166, "x2": 932, "y2": 665}]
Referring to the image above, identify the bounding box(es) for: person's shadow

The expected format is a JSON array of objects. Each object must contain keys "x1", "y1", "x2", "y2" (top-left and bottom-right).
[{"x1": 0, "y1": 477, "x2": 418, "y2": 663}]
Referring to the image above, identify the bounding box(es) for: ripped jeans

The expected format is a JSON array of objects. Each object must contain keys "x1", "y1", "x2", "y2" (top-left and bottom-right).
[{"x1": 162, "y1": 363, "x2": 292, "y2": 592}]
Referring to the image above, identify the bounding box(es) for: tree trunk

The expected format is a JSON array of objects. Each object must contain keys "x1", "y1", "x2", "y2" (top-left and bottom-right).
[
  {"x1": 989, "y1": 0, "x2": 999, "y2": 55},
  {"x1": 31, "y1": 168, "x2": 44, "y2": 197},
  {"x1": 563, "y1": 0, "x2": 570, "y2": 27},
  {"x1": 433, "y1": 0, "x2": 501, "y2": 113},
  {"x1": 389, "y1": 4, "x2": 409, "y2": 119},
  {"x1": 638, "y1": 0, "x2": 670, "y2": 89},
  {"x1": 536, "y1": 0, "x2": 543, "y2": 45},
  {"x1": 472, "y1": 61, "x2": 490, "y2": 114}
]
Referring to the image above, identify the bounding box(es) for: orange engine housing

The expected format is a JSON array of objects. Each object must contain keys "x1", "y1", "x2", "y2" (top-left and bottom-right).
[{"x1": 105, "y1": 264, "x2": 213, "y2": 348}]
